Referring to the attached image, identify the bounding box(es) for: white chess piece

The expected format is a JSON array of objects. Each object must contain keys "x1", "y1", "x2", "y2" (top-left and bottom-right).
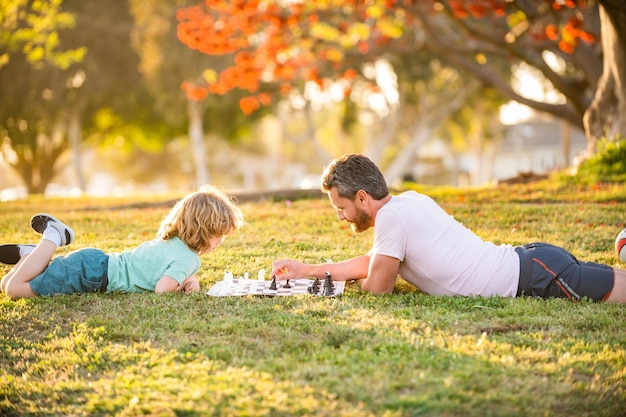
[{"x1": 257, "y1": 269, "x2": 266, "y2": 281}]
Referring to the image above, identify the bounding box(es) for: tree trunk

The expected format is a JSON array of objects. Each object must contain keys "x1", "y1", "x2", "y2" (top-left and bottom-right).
[
  {"x1": 68, "y1": 102, "x2": 86, "y2": 192},
  {"x1": 187, "y1": 98, "x2": 210, "y2": 187},
  {"x1": 16, "y1": 125, "x2": 68, "y2": 195},
  {"x1": 363, "y1": 105, "x2": 400, "y2": 166},
  {"x1": 383, "y1": 125, "x2": 433, "y2": 185},
  {"x1": 583, "y1": 1, "x2": 626, "y2": 150},
  {"x1": 561, "y1": 121, "x2": 571, "y2": 168},
  {"x1": 383, "y1": 80, "x2": 480, "y2": 185}
]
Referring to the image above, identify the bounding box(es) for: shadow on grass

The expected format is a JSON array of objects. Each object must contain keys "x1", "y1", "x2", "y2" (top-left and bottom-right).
[{"x1": 1, "y1": 291, "x2": 625, "y2": 417}]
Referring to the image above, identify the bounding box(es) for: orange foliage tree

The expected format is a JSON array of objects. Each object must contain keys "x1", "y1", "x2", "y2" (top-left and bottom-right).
[{"x1": 177, "y1": 1, "x2": 608, "y2": 134}]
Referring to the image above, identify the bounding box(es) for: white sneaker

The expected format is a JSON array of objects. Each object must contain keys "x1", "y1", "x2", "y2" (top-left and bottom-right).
[{"x1": 30, "y1": 213, "x2": 75, "y2": 246}]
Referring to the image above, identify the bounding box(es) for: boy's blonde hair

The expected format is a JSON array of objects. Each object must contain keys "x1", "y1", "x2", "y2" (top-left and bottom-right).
[{"x1": 157, "y1": 185, "x2": 243, "y2": 253}]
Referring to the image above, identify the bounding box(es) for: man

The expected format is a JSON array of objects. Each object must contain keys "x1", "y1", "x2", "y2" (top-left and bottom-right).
[{"x1": 271, "y1": 153, "x2": 626, "y2": 303}]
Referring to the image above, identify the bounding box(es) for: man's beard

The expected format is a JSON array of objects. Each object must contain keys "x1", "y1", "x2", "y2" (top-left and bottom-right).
[{"x1": 350, "y1": 207, "x2": 372, "y2": 233}]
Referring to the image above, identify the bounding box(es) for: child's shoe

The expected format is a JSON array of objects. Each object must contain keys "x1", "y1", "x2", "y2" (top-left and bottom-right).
[
  {"x1": 30, "y1": 213, "x2": 75, "y2": 246},
  {"x1": 0, "y1": 244, "x2": 36, "y2": 265}
]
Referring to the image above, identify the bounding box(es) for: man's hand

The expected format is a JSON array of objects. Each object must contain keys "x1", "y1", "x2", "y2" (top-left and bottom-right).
[
  {"x1": 271, "y1": 255, "x2": 370, "y2": 283},
  {"x1": 270, "y1": 259, "x2": 309, "y2": 280}
]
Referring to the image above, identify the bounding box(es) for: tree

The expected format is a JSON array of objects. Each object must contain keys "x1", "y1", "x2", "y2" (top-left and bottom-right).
[
  {"x1": 131, "y1": 0, "x2": 269, "y2": 189},
  {"x1": 0, "y1": 49, "x2": 72, "y2": 194},
  {"x1": 0, "y1": 0, "x2": 142, "y2": 194},
  {"x1": 583, "y1": 0, "x2": 626, "y2": 149},
  {"x1": 177, "y1": 0, "x2": 624, "y2": 150},
  {"x1": 0, "y1": 0, "x2": 86, "y2": 194},
  {"x1": 174, "y1": 1, "x2": 513, "y2": 182},
  {"x1": 0, "y1": 0, "x2": 86, "y2": 69}
]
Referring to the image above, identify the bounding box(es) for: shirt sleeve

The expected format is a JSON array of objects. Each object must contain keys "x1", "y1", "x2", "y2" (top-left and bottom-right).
[
  {"x1": 162, "y1": 255, "x2": 200, "y2": 284},
  {"x1": 371, "y1": 207, "x2": 407, "y2": 262}
]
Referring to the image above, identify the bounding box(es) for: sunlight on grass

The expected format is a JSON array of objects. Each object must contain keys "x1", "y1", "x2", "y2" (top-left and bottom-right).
[{"x1": 1, "y1": 182, "x2": 625, "y2": 416}]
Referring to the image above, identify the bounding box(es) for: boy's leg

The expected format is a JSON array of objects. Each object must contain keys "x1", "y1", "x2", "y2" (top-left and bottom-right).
[
  {"x1": 3, "y1": 241, "x2": 57, "y2": 298},
  {"x1": 3, "y1": 214, "x2": 74, "y2": 300},
  {"x1": 606, "y1": 269, "x2": 626, "y2": 303},
  {"x1": 1, "y1": 263, "x2": 16, "y2": 292},
  {"x1": 1, "y1": 255, "x2": 27, "y2": 292}
]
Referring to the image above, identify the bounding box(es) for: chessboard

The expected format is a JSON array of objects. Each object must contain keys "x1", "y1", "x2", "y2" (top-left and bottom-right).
[{"x1": 207, "y1": 271, "x2": 345, "y2": 297}]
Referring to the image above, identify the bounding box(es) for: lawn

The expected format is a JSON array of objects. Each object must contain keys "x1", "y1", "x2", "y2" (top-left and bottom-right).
[{"x1": 1, "y1": 181, "x2": 625, "y2": 416}]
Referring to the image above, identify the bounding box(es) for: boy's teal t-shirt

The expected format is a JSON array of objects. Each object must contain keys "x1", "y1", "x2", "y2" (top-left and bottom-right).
[{"x1": 106, "y1": 237, "x2": 201, "y2": 293}]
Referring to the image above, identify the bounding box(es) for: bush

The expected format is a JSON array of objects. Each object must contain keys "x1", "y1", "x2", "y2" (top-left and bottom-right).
[{"x1": 574, "y1": 137, "x2": 626, "y2": 184}]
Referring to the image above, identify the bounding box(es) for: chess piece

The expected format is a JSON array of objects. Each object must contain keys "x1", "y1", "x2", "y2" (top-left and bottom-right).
[
  {"x1": 269, "y1": 275, "x2": 277, "y2": 290},
  {"x1": 323, "y1": 271, "x2": 334, "y2": 296},
  {"x1": 308, "y1": 278, "x2": 320, "y2": 294},
  {"x1": 282, "y1": 279, "x2": 291, "y2": 289},
  {"x1": 224, "y1": 271, "x2": 234, "y2": 285}
]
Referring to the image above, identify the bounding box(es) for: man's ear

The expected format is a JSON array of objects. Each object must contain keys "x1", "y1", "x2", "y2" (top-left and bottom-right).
[{"x1": 355, "y1": 189, "x2": 368, "y2": 205}]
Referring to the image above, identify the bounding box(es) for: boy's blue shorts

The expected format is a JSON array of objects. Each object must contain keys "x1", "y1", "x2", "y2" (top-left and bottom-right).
[
  {"x1": 515, "y1": 243, "x2": 615, "y2": 301},
  {"x1": 29, "y1": 248, "x2": 109, "y2": 296}
]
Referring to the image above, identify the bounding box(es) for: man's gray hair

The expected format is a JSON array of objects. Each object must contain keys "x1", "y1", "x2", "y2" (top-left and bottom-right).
[{"x1": 321, "y1": 154, "x2": 389, "y2": 200}]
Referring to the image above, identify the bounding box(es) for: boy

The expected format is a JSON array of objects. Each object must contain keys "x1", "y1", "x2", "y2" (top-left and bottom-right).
[{"x1": 1, "y1": 185, "x2": 242, "y2": 299}]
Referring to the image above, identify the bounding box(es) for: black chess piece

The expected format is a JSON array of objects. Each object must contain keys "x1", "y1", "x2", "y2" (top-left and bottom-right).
[
  {"x1": 313, "y1": 277, "x2": 321, "y2": 293},
  {"x1": 323, "y1": 271, "x2": 334, "y2": 296},
  {"x1": 269, "y1": 275, "x2": 277, "y2": 290},
  {"x1": 282, "y1": 279, "x2": 291, "y2": 289},
  {"x1": 308, "y1": 278, "x2": 320, "y2": 294}
]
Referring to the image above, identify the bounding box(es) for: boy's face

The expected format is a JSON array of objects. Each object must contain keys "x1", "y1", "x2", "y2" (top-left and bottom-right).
[{"x1": 202, "y1": 235, "x2": 225, "y2": 254}]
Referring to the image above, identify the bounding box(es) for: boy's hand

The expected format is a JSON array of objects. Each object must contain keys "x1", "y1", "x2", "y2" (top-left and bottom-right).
[{"x1": 181, "y1": 275, "x2": 200, "y2": 294}]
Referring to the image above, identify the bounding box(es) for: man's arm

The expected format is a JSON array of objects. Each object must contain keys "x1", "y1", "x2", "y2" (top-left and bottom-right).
[
  {"x1": 271, "y1": 255, "x2": 370, "y2": 281},
  {"x1": 272, "y1": 254, "x2": 400, "y2": 293},
  {"x1": 360, "y1": 254, "x2": 400, "y2": 294}
]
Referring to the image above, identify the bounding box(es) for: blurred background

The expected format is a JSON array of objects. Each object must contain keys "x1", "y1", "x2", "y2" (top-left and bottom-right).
[{"x1": 1, "y1": 0, "x2": 624, "y2": 200}]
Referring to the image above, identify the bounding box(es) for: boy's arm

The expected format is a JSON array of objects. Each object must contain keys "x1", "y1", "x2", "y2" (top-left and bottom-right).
[
  {"x1": 154, "y1": 276, "x2": 180, "y2": 294},
  {"x1": 154, "y1": 275, "x2": 200, "y2": 294},
  {"x1": 180, "y1": 274, "x2": 200, "y2": 294}
]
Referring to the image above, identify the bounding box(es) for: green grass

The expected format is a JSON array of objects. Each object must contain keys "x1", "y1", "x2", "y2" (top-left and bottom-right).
[{"x1": 1, "y1": 181, "x2": 625, "y2": 416}]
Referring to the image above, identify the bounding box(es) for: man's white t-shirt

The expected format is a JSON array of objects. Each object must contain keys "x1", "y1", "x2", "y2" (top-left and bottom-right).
[{"x1": 371, "y1": 191, "x2": 519, "y2": 297}]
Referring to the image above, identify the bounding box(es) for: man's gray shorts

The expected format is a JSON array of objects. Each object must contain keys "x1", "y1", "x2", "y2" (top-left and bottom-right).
[{"x1": 515, "y1": 243, "x2": 614, "y2": 301}]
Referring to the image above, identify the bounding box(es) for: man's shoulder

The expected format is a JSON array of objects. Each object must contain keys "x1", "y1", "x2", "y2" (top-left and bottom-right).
[
  {"x1": 376, "y1": 193, "x2": 417, "y2": 222},
  {"x1": 385, "y1": 191, "x2": 424, "y2": 208},
  {"x1": 378, "y1": 191, "x2": 438, "y2": 222}
]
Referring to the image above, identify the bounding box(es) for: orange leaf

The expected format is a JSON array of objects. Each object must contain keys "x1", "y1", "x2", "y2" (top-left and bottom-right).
[
  {"x1": 545, "y1": 24, "x2": 558, "y2": 41},
  {"x1": 559, "y1": 40, "x2": 575, "y2": 54}
]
